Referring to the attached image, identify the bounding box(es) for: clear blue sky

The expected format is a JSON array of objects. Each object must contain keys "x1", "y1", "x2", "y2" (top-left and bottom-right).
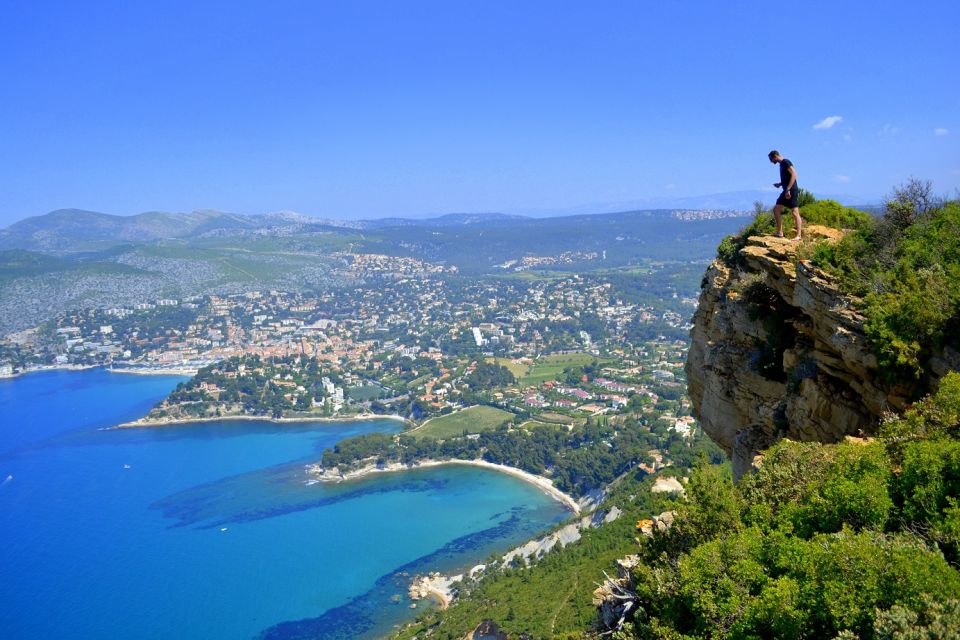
[{"x1": 1, "y1": 1, "x2": 957, "y2": 225}]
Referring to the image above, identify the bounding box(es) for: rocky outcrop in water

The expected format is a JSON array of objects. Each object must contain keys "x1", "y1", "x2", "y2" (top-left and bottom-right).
[{"x1": 685, "y1": 224, "x2": 960, "y2": 478}]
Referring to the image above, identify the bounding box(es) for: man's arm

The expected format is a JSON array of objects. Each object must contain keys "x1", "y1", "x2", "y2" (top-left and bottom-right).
[{"x1": 784, "y1": 165, "x2": 797, "y2": 192}]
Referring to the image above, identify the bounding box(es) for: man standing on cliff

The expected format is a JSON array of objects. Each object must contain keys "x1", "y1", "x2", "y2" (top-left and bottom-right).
[{"x1": 768, "y1": 150, "x2": 802, "y2": 240}]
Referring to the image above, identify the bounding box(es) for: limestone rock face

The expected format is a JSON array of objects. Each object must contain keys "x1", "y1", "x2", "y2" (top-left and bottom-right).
[{"x1": 686, "y1": 225, "x2": 949, "y2": 478}]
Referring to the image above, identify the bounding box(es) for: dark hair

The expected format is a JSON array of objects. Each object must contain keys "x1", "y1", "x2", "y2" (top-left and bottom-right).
[{"x1": 768, "y1": 150, "x2": 780, "y2": 158}]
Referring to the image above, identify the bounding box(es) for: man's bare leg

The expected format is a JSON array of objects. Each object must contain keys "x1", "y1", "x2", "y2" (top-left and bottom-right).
[
  {"x1": 791, "y1": 207, "x2": 802, "y2": 240},
  {"x1": 772, "y1": 204, "x2": 784, "y2": 237}
]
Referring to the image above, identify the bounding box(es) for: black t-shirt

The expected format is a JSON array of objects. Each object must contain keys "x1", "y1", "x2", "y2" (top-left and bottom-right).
[{"x1": 780, "y1": 159, "x2": 797, "y2": 191}]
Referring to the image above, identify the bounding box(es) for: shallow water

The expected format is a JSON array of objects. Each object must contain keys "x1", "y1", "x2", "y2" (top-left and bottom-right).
[{"x1": 0, "y1": 369, "x2": 568, "y2": 639}]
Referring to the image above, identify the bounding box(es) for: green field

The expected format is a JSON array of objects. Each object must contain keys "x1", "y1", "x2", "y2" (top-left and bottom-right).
[
  {"x1": 520, "y1": 352, "x2": 601, "y2": 385},
  {"x1": 345, "y1": 384, "x2": 383, "y2": 402},
  {"x1": 405, "y1": 373, "x2": 433, "y2": 390},
  {"x1": 517, "y1": 419, "x2": 562, "y2": 430},
  {"x1": 412, "y1": 405, "x2": 515, "y2": 439},
  {"x1": 484, "y1": 357, "x2": 531, "y2": 379}
]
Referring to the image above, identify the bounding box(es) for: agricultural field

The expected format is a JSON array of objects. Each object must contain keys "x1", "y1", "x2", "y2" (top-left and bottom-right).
[
  {"x1": 484, "y1": 356, "x2": 530, "y2": 379},
  {"x1": 520, "y1": 352, "x2": 602, "y2": 385},
  {"x1": 405, "y1": 373, "x2": 433, "y2": 390},
  {"x1": 345, "y1": 383, "x2": 384, "y2": 402},
  {"x1": 411, "y1": 405, "x2": 515, "y2": 440},
  {"x1": 536, "y1": 412, "x2": 580, "y2": 426},
  {"x1": 517, "y1": 419, "x2": 563, "y2": 430}
]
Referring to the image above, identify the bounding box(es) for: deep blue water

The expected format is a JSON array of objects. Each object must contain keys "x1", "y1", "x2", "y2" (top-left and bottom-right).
[{"x1": 0, "y1": 369, "x2": 568, "y2": 639}]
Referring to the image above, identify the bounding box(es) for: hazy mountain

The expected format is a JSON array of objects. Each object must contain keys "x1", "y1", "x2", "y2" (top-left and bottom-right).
[
  {"x1": 359, "y1": 212, "x2": 528, "y2": 228},
  {"x1": 0, "y1": 209, "x2": 265, "y2": 253},
  {"x1": 0, "y1": 209, "x2": 535, "y2": 253}
]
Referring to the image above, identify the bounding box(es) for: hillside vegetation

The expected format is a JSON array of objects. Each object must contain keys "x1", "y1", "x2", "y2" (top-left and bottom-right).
[
  {"x1": 615, "y1": 372, "x2": 960, "y2": 639},
  {"x1": 809, "y1": 181, "x2": 960, "y2": 388}
]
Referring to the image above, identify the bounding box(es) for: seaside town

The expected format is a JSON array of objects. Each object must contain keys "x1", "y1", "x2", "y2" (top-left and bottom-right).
[{"x1": 0, "y1": 255, "x2": 698, "y2": 437}]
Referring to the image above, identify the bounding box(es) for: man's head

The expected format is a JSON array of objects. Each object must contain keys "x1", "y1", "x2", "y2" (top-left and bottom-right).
[{"x1": 768, "y1": 150, "x2": 782, "y2": 164}]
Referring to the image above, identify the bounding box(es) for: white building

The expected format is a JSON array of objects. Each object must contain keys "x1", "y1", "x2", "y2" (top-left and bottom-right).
[{"x1": 471, "y1": 327, "x2": 485, "y2": 347}]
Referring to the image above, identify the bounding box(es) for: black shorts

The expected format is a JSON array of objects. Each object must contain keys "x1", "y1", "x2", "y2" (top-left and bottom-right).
[{"x1": 776, "y1": 188, "x2": 799, "y2": 208}]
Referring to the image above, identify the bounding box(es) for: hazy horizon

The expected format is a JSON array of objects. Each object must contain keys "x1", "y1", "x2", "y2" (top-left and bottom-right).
[{"x1": 2, "y1": 186, "x2": 883, "y2": 229}]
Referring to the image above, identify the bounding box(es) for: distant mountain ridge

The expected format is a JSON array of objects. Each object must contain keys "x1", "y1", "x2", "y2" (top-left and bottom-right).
[
  {"x1": 0, "y1": 207, "x2": 713, "y2": 254},
  {"x1": 0, "y1": 208, "x2": 360, "y2": 253},
  {"x1": 0, "y1": 209, "x2": 244, "y2": 252}
]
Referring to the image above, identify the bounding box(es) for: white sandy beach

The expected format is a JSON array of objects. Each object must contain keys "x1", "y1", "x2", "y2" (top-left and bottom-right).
[{"x1": 308, "y1": 458, "x2": 580, "y2": 514}]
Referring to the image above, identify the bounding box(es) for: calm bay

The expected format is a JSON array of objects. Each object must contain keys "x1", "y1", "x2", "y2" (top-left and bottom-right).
[{"x1": 0, "y1": 369, "x2": 568, "y2": 639}]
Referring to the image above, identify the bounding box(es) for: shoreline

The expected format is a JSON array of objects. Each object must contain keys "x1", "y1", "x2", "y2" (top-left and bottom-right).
[
  {"x1": 0, "y1": 363, "x2": 99, "y2": 380},
  {"x1": 112, "y1": 413, "x2": 410, "y2": 429},
  {"x1": 1, "y1": 364, "x2": 197, "y2": 381},
  {"x1": 108, "y1": 367, "x2": 200, "y2": 376},
  {"x1": 309, "y1": 458, "x2": 581, "y2": 515},
  {"x1": 408, "y1": 572, "x2": 460, "y2": 610}
]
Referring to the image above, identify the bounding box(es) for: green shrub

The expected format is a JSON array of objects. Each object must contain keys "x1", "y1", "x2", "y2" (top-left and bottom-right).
[
  {"x1": 810, "y1": 199, "x2": 960, "y2": 388},
  {"x1": 732, "y1": 576, "x2": 808, "y2": 639},
  {"x1": 741, "y1": 440, "x2": 833, "y2": 530},
  {"x1": 677, "y1": 527, "x2": 768, "y2": 636},
  {"x1": 740, "y1": 440, "x2": 892, "y2": 536},
  {"x1": 776, "y1": 530, "x2": 960, "y2": 637},
  {"x1": 797, "y1": 188, "x2": 817, "y2": 208},
  {"x1": 863, "y1": 263, "x2": 958, "y2": 383},
  {"x1": 816, "y1": 442, "x2": 894, "y2": 533},
  {"x1": 799, "y1": 199, "x2": 873, "y2": 230},
  {"x1": 880, "y1": 372, "x2": 960, "y2": 447},
  {"x1": 897, "y1": 438, "x2": 960, "y2": 533},
  {"x1": 873, "y1": 598, "x2": 960, "y2": 639},
  {"x1": 642, "y1": 462, "x2": 742, "y2": 562},
  {"x1": 636, "y1": 524, "x2": 960, "y2": 639}
]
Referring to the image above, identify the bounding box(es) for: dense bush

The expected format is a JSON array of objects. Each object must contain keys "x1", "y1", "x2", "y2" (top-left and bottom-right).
[
  {"x1": 462, "y1": 360, "x2": 516, "y2": 390},
  {"x1": 799, "y1": 198, "x2": 873, "y2": 230},
  {"x1": 811, "y1": 197, "x2": 960, "y2": 385},
  {"x1": 620, "y1": 373, "x2": 960, "y2": 639}
]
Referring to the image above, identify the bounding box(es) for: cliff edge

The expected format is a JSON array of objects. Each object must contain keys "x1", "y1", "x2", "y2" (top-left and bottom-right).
[{"x1": 686, "y1": 223, "x2": 959, "y2": 478}]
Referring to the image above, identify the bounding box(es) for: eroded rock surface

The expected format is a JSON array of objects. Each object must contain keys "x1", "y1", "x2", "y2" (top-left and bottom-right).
[{"x1": 686, "y1": 224, "x2": 953, "y2": 478}]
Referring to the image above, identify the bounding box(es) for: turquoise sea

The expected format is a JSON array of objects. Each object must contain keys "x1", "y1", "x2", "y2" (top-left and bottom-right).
[{"x1": 0, "y1": 369, "x2": 569, "y2": 639}]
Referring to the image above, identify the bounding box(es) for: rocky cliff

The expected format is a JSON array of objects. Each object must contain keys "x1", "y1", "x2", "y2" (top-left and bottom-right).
[{"x1": 686, "y1": 224, "x2": 959, "y2": 478}]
